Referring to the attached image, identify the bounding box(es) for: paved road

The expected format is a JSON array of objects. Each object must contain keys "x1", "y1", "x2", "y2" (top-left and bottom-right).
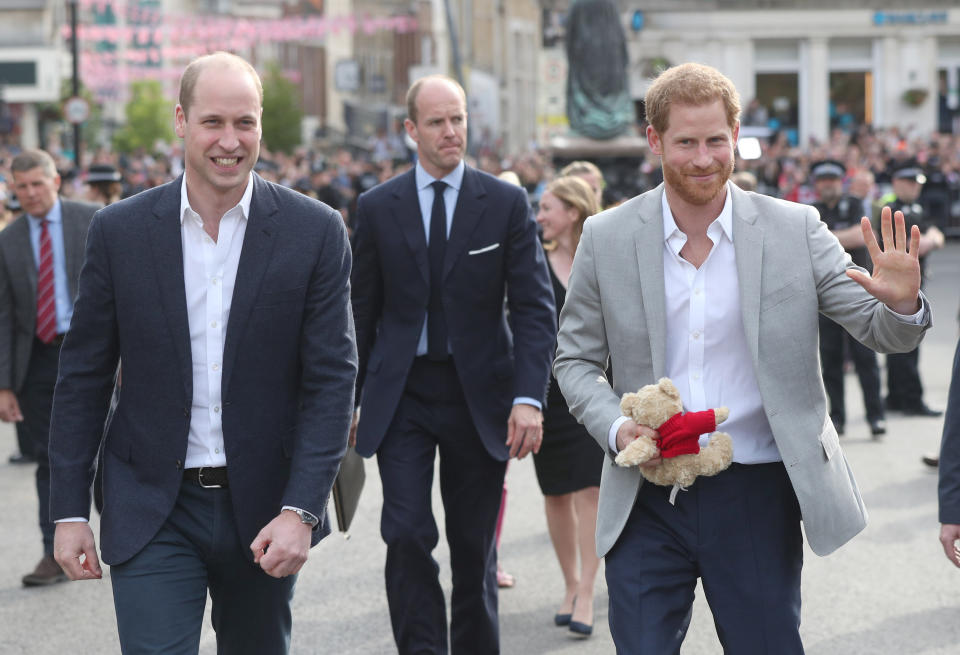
[{"x1": 2, "y1": 243, "x2": 960, "y2": 654}]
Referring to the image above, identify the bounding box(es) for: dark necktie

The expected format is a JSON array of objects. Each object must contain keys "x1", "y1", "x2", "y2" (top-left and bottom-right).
[
  {"x1": 427, "y1": 180, "x2": 448, "y2": 361},
  {"x1": 36, "y1": 219, "x2": 57, "y2": 344}
]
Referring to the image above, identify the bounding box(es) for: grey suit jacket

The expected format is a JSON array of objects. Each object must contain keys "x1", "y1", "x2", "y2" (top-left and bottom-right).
[
  {"x1": 554, "y1": 183, "x2": 930, "y2": 557},
  {"x1": 0, "y1": 199, "x2": 98, "y2": 392}
]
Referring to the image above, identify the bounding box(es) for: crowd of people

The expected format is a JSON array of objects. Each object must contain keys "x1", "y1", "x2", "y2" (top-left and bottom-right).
[{"x1": 1, "y1": 52, "x2": 960, "y2": 655}]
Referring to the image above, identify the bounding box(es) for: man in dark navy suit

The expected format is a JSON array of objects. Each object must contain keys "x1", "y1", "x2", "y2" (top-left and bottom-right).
[
  {"x1": 48, "y1": 52, "x2": 357, "y2": 654},
  {"x1": 350, "y1": 75, "x2": 556, "y2": 654}
]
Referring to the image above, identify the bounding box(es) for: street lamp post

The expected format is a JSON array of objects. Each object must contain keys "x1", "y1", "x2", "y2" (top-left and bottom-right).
[{"x1": 68, "y1": 0, "x2": 81, "y2": 169}]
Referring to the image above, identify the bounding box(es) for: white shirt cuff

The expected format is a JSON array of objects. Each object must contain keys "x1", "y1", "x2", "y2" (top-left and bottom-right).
[
  {"x1": 888, "y1": 299, "x2": 927, "y2": 324},
  {"x1": 608, "y1": 415, "x2": 630, "y2": 453},
  {"x1": 513, "y1": 397, "x2": 542, "y2": 411},
  {"x1": 55, "y1": 517, "x2": 88, "y2": 523}
]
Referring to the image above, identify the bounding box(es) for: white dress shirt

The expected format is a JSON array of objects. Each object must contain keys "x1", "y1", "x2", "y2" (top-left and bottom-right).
[
  {"x1": 608, "y1": 185, "x2": 924, "y2": 462},
  {"x1": 180, "y1": 174, "x2": 251, "y2": 469}
]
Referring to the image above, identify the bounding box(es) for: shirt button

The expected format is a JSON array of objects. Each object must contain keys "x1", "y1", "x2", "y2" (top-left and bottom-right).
[
  {"x1": 215, "y1": 448, "x2": 220, "y2": 454},
  {"x1": 692, "y1": 373, "x2": 701, "y2": 380},
  {"x1": 212, "y1": 363, "x2": 220, "y2": 371},
  {"x1": 211, "y1": 278, "x2": 219, "y2": 286},
  {"x1": 213, "y1": 405, "x2": 220, "y2": 413},
  {"x1": 694, "y1": 288, "x2": 702, "y2": 295},
  {"x1": 211, "y1": 321, "x2": 218, "y2": 328},
  {"x1": 692, "y1": 330, "x2": 701, "y2": 340}
]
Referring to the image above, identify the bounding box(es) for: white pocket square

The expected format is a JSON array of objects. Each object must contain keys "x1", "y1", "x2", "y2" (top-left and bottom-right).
[{"x1": 468, "y1": 243, "x2": 500, "y2": 255}]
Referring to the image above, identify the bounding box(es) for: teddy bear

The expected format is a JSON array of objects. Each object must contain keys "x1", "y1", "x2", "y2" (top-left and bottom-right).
[{"x1": 615, "y1": 378, "x2": 734, "y2": 495}]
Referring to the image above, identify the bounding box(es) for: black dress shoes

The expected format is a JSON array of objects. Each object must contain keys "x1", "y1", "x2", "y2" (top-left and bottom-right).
[
  {"x1": 8, "y1": 452, "x2": 36, "y2": 464},
  {"x1": 869, "y1": 419, "x2": 887, "y2": 436},
  {"x1": 922, "y1": 454, "x2": 940, "y2": 468},
  {"x1": 902, "y1": 404, "x2": 943, "y2": 418}
]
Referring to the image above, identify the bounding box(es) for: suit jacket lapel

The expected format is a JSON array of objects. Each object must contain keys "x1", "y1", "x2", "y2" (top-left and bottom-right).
[
  {"x1": 8, "y1": 216, "x2": 36, "y2": 304},
  {"x1": 443, "y1": 166, "x2": 485, "y2": 281},
  {"x1": 390, "y1": 170, "x2": 429, "y2": 285},
  {"x1": 730, "y1": 185, "x2": 763, "y2": 363},
  {"x1": 148, "y1": 177, "x2": 193, "y2": 400},
  {"x1": 222, "y1": 174, "x2": 278, "y2": 398},
  {"x1": 634, "y1": 186, "x2": 668, "y2": 379}
]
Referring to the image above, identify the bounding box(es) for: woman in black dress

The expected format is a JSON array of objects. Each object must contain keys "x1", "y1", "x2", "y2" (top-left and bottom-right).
[{"x1": 533, "y1": 175, "x2": 603, "y2": 637}]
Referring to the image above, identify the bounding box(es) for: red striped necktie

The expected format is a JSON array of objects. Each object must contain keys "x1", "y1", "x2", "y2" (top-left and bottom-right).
[{"x1": 35, "y1": 219, "x2": 57, "y2": 344}]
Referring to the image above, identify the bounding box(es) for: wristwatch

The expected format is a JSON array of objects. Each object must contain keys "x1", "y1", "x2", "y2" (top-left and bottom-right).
[{"x1": 284, "y1": 507, "x2": 320, "y2": 528}]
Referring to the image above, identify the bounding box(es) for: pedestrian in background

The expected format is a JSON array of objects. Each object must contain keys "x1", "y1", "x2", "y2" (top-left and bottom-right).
[
  {"x1": 48, "y1": 52, "x2": 357, "y2": 654},
  {"x1": 0, "y1": 148, "x2": 99, "y2": 585},
  {"x1": 534, "y1": 175, "x2": 604, "y2": 638},
  {"x1": 809, "y1": 159, "x2": 886, "y2": 437},
  {"x1": 880, "y1": 160, "x2": 945, "y2": 417},
  {"x1": 350, "y1": 74, "x2": 556, "y2": 654}
]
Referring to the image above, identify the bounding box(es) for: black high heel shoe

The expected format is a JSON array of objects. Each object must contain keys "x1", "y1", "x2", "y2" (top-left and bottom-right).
[{"x1": 554, "y1": 596, "x2": 576, "y2": 626}]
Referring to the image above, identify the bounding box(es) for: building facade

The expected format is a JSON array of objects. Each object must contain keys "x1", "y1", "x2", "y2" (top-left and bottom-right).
[{"x1": 626, "y1": 2, "x2": 960, "y2": 144}]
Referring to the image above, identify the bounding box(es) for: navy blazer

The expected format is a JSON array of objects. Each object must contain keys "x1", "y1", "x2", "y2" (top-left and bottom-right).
[
  {"x1": 351, "y1": 165, "x2": 556, "y2": 459},
  {"x1": 48, "y1": 174, "x2": 358, "y2": 565},
  {"x1": 940, "y1": 340, "x2": 960, "y2": 524}
]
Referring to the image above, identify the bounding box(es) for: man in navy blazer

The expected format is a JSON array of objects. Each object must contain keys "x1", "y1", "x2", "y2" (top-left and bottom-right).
[
  {"x1": 351, "y1": 75, "x2": 556, "y2": 654},
  {"x1": 0, "y1": 149, "x2": 99, "y2": 586},
  {"x1": 48, "y1": 53, "x2": 357, "y2": 654}
]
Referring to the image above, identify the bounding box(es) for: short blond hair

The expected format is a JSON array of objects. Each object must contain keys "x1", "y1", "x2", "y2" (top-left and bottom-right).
[
  {"x1": 644, "y1": 62, "x2": 741, "y2": 135},
  {"x1": 543, "y1": 175, "x2": 600, "y2": 252}
]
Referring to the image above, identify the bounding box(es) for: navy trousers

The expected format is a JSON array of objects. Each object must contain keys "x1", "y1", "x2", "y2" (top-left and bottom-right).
[
  {"x1": 110, "y1": 480, "x2": 296, "y2": 655},
  {"x1": 377, "y1": 358, "x2": 507, "y2": 655},
  {"x1": 818, "y1": 315, "x2": 884, "y2": 427},
  {"x1": 605, "y1": 462, "x2": 804, "y2": 655},
  {"x1": 18, "y1": 338, "x2": 60, "y2": 555}
]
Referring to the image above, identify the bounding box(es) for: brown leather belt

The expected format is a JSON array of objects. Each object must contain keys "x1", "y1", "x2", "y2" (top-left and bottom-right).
[{"x1": 183, "y1": 466, "x2": 229, "y2": 488}]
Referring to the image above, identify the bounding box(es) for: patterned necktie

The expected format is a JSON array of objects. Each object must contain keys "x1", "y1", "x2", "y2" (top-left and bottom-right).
[
  {"x1": 427, "y1": 180, "x2": 448, "y2": 361},
  {"x1": 35, "y1": 219, "x2": 57, "y2": 344}
]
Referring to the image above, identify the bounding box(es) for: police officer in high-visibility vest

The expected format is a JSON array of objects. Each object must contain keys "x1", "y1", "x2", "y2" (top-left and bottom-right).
[
  {"x1": 879, "y1": 160, "x2": 945, "y2": 417},
  {"x1": 810, "y1": 160, "x2": 885, "y2": 437}
]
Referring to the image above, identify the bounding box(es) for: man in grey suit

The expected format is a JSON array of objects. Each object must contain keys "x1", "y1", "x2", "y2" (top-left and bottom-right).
[
  {"x1": 554, "y1": 63, "x2": 930, "y2": 653},
  {"x1": 0, "y1": 149, "x2": 98, "y2": 586},
  {"x1": 49, "y1": 53, "x2": 357, "y2": 653}
]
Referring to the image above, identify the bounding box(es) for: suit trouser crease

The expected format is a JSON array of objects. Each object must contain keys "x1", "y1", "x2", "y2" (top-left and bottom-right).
[
  {"x1": 18, "y1": 340, "x2": 59, "y2": 554},
  {"x1": 110, "y1": 480, "x2": 295, "y2": 655},
  {"x1": 378, "y1": 359, "x2": 506, "y2": 655}
]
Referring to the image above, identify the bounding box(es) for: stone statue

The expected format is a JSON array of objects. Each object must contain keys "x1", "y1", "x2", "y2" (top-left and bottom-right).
[{"x1": 565, "y1": 0, "x2": 633, "y2": 139}]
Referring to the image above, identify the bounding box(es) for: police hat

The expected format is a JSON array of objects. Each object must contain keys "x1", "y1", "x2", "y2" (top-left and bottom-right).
[
  {"x1": 86, "y1": 163, "x2": 122, "y2": 183},
  {"x1": 810, "y1": 159, "x2": 846, "y2": 180},
  {"x1": 891, "y1": 160, "x2": 926, "y2": 184}
]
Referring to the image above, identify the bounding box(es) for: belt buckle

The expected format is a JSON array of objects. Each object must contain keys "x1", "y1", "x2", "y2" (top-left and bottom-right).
[{"x1": 197, "y1": 466, "x2": 222, "y2": 489}]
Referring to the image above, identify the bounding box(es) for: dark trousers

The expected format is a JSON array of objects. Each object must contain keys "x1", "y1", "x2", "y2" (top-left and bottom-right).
[
  {"x1": 887, "y1": 347, "x2": 924, "y2": 409},
  {"x1": 110, "y1": 480, "x2": 296, "y2": 655},
  {"x1": 605, "y1": 463, "x2": 804, "y2": 655},
  {"x1": 16, "y1": 339, "x2": 60, "y2": 555},
  {"x1": 377, "y1": 358, "x2": 507, "y2": 655},
  {"x1": 818, "y1": 316, "x2": 883, "y2": 426}
]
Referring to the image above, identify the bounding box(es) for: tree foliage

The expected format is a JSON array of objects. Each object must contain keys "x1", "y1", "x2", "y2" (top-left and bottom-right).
[
  {"x1": 261, "y1": 61, "x2": 303, "y2": 154},
  {"x1": 112, "y1": 80, "x2": 174, "y2": 154}
]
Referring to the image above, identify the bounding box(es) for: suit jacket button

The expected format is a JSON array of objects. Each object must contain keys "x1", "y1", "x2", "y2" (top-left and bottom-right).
[
  {"x1": 175, "y1": 459, "x2": 182, "y2": 470},
  {"x1": 183, "y1": 407, "x2": 190, "y2": 417}
]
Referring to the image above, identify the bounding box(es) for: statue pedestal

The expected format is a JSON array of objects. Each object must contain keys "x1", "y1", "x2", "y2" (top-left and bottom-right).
[
  {"x1": 547, "y1": 133, "x2": 647, "y2": 158},
  {"x1": 548, "y1": 133, "x2": 652, "y2": 203}
]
